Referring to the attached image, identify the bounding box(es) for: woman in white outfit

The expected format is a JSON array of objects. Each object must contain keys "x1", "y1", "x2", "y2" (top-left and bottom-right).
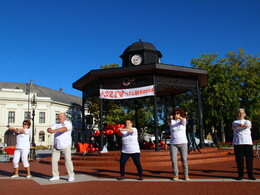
[
  {"x1": 232, "y1": 108, "x2": 255, "y2": 180},
  {"x1": 9, "y1": 120, "x2": 32, "y2": 178},
  {"x1": 168, "y1": 108, "x2": 189, "y2": 181},
  {"x1": 117, "y1": 119, "x2": 143, "y2": 181}
]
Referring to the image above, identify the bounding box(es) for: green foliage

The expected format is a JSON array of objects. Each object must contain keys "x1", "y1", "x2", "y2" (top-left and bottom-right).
[
  {"x1": 191, "y1": 49, "x2": 260, "y2": 140},
  {"x1": 100, "y1": 64, "x2": 120, "y2": 69},
  {"x1": 35, "y1": 145, "x2": 48, "y2": 150},
  {"x1": 66, "y1": 104, "x2": 82, "y2": 129},
  {"x1": 103, "y1": 100, "x2": 127, "y2": 124},
  {"x1": 86, "y1": 96, "x2": 100, "y2": 125}
]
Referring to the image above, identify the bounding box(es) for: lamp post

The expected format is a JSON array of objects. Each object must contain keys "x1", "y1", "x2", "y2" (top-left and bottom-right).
[{"x1": 31, "y1": 95, "x2": 37, "y2": 148}]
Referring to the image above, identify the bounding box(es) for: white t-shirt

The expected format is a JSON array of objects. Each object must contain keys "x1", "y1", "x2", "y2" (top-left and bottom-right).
[
  {"x1": 51, "y1": 120, "x2": 73, "y2": 149},
  {"x1": 169, "y1": 119, "x2": 188, "y2": 144},
  {"x1": 16, "y1": 128, "x2": 31, "y2": 150},
  {"x1": 121, "y1": 127, "x2": 140, "y2": 154},
  {"x1": 232, "y1": 119, "x2": 252, "y2": 145}
]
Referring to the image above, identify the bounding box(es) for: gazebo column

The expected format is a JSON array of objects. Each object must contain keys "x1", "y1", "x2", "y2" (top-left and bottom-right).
[
  {"x1": 134, "y1": 99, "x2": 139, "y2": 130},
  {"x1": 196, "y1": 80, "x2": 205, "y2": 148},
  {"x1": 153, "y1": 96, "x2": 159, "y2": 151},
  {"x1": 153, "y1": 74, "x2": 159, "y2": 151},
  {"x1": 81, "y1": 88, "x2": 86, "y2": 143},
  {"x1": 99, "y1": 82, "x2": 104, "y2": 151}
]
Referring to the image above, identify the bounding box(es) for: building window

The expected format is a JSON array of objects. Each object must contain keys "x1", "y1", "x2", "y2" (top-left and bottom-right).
[
  {"x1": 56, "y1": 113, "x2": 59, "y2": 123},
  {"x1": 8, "y1": 111, "x2": 15, "y2": 123},
  {"x1": 24, "y1": 112, "x2": 31, "y2": 121},
  {"x1": 39, "y1": 112, "x2": 45, "y2": 123},
  {"x1": 39, "y1": 131, "x2": 45, "y2": 142}
]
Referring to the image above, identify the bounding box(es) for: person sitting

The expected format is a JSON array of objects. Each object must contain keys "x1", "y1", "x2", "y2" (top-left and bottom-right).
[{"x1": 206, "y1": 132, "x2": 212, "y2": 141}]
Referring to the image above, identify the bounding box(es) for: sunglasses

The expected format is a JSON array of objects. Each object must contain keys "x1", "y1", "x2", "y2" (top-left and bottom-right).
[
  {"x1": 173, "y1": 112, "x2": 180, "y2": 115},
  {"x1": 23, "y1": 124, "x2": 28, "y2": 125}
]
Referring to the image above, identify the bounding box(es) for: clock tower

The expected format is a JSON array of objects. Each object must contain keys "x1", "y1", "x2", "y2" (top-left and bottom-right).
[{"x1": 120, "y1": 39, "x2": 163, "y2": 67}]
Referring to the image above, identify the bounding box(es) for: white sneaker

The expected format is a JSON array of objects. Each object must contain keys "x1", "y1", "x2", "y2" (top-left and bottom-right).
[
  {"x1": 10, "y1": 175, "x2": 19, "y2": 178},
  {"x1": 172, "y1": 175, "x2": 179, "y2": 181},
  {"x1": 184, "y1": 175, "x2": 190, "y2": 181},
  {"x1": 68, "y1": 176, "x2": 75, "y2": 182},
  {"x1": 26, "y1": 175, "x2": 32, "y2": 179},
  {"x1": 49, "y1": 176, "x2": 60, "y2": 181}
]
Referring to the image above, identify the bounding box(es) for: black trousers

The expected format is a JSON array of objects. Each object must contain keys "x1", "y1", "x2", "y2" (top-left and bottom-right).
[
  {"x1": 213, "y1": 139, "x2": 219, "y2": 148},
  {"x1": 120, "y1": 152, "x2": 143, "y2": 177},
  {"x1": 234, "y1": 145, "x2": 254, "y2": 178}
]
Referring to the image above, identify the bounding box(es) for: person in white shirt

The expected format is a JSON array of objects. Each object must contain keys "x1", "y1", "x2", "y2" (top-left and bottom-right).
[
  {"x1": 9, "y1": 120, "x2": 32, "y2": 179},
  {"x1": 117, "y1": 119, "x2": 143, "y2": 181},
  {"x1": 168, "y1": 108, "x2": 189, "y2": 181},
  {"x1": 232, "y1": 108, "x2": 255, "y2": 180},
  {"x1": 47, "y1": 113, "x2": 75, "y2": 182}
]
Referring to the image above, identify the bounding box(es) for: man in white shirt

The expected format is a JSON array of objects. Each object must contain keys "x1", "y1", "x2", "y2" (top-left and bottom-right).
[{"x1": 47, "y1": 113, "x2": 75, "y2": 182}]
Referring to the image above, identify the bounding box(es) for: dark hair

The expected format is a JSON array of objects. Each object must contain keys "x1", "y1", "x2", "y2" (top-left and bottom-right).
[
  {"x1": 125, "y1": 119, "x2": 133, "y2": 123},
  {"x1": 172, "y1": 108, "x2": 185, "y2": 118},
  {"x1": 23, "y1": 120, "x2": 31, "y2": 128}
]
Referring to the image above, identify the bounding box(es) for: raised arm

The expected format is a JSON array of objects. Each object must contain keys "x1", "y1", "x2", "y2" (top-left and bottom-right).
[{"x1": 9, "y1": 127, "x2": 25, "y2": 134}]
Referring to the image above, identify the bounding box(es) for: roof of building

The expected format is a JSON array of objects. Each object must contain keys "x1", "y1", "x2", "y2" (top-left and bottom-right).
[{"x1": 0, "y1": 81, "x2": 81, "y2": 106}]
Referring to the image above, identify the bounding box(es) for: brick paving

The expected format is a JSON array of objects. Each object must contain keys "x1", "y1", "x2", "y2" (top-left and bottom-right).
[{"x1": 0, "y1": 149, "x2": 259, "y2": 195}]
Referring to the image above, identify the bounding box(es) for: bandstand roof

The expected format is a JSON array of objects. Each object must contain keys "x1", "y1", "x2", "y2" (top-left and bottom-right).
[{"x1": 73, "y1": 63, "x2": 208, "y2": 95}]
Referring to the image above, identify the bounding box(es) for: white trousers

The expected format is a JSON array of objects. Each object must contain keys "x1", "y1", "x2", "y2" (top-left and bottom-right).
[
  {"x1": 52, "y1": 146, "x2": 74, "y2": 177},
  {"x1": 13, "y1": 148, "x2": 30, "y2": 168}
]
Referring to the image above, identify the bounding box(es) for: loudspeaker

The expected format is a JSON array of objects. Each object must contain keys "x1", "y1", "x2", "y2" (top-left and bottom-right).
[{"x1": 85, "y1": 115, "x2": 93, "y2": 124}]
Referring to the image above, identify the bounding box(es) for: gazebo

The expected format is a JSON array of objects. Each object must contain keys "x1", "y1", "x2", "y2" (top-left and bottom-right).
[{"x1": 73, "y1": 40, "x2": 208, "y2": 150}]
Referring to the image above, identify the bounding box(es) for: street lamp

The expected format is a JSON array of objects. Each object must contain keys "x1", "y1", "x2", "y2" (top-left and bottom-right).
[
  {"x1": 31, "y1": 95, "x2": 37, "y2": 147},
  {"x1": 29, "y1": 95, "x2": 37, "y2": 161}
]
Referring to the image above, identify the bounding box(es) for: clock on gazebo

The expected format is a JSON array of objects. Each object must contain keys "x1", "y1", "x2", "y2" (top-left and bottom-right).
[{"x1": 120, "y1": 39, "x2": 162, "y2": 67}]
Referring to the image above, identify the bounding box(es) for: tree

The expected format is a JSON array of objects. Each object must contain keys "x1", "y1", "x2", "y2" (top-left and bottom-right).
[
  {"x1": 66, "y1": 103, "x2": 82, "y2": 146},
  {"x1": 191, "y1": 49, "x2": 260, "y2": 141},
  {"x1": 100, "y1": 64, "x2": 120, "y2": 69}
]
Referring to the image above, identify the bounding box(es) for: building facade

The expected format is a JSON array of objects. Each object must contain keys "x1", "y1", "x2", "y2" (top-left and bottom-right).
[{"x1": 0, "y1": 81, "x2": 83, "y2": 148}]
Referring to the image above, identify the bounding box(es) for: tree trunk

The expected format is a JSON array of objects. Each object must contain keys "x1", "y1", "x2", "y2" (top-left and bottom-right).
[{"x1": 220, "y1": 119, "x2": 226, "y2": 143}]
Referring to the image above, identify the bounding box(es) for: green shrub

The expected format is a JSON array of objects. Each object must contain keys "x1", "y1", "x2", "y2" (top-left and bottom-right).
[
  {"x1": 219, "y1": 142, "x2": 233, "y2": 148},
  {"x1": 35, "y1": 145, "x2": 48, "y2": 150}
]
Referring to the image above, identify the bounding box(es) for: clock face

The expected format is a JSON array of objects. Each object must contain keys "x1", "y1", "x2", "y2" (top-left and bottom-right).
[{"x1": 131, "y1": 54, "x2": 142, "y2": 65}]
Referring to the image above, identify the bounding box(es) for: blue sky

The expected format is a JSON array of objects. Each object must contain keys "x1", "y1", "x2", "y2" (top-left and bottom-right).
[{"x1": 0, "y1": 0, "x2": 259, "y2": 97}]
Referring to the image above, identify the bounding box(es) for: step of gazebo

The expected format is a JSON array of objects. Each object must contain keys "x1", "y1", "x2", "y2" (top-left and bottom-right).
[
  {"x1": 68, "y1": 150, "x2": 230, "y2": 161},
  {"x1": 39, "y1": 148, "x2": 234, "y2": 167},
  {"x1": 73, "y1": 147, "x2": 219, "y2": 157}
]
